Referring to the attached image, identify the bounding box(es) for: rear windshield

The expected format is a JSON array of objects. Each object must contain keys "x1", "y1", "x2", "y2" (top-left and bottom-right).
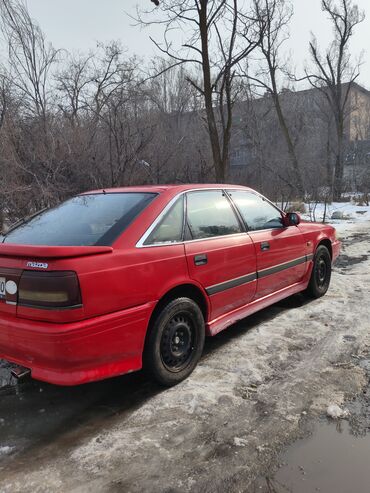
[{"x1": 3, "y1": 193, "x2": 157, "y2": 246}]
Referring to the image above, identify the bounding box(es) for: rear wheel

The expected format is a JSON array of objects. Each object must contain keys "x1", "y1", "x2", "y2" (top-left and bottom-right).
[
  {"x1": 305, "y1": 245, "x2": 332, "y2": 298},
  {"x1": 144, "y1": 297, "x2": 205, "y2": 386}
]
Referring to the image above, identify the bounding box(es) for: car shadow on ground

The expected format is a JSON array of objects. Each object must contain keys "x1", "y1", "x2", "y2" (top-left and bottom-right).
[{"x1": 0, "y1": 293, "x2": 312, "y2": 471}]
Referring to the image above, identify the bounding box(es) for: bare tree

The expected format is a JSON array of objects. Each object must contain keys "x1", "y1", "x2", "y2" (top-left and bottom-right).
[
  {"x1": 146, "y1": 58, "x2": 198, "y2": 115},
  {"x1": 0, "y1": 74, "x2": 8, "y2": 131},
  {"x1": 307, "y1": 0, "x2": 365, "y2": 200},
  {"x1": 245, "y1": 0, "x2": 304, "y2": 196},
  {"x1": 143, "y1": 60, "x2": 213, "y2": 182},
  {"x1": 138, "y1": 0, "x2": 263, "y2": 182},
  {"x1": 0, "y1": 0, "x2": 59, "y2": 121},
  {"x1": 56, "y1": 53, "x2": 94, "y2": 126},
  {"x1": 0, "y1": 0, "x2": 64, "y2": 213},
  {"x1": 1, "y1": 0, "x2": 367, "y2": 229},
  {"x1": 0, "y1": 0, "x2": 210, "y2": 225}
]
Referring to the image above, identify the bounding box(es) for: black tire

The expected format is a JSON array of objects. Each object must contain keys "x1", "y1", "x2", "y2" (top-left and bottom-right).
[
  {"x1": 144, "y1": 297, "x2": 205, "y2": 386},
  {"x1": 305, "y1": 245, "x2": 332, "y2": 298}
]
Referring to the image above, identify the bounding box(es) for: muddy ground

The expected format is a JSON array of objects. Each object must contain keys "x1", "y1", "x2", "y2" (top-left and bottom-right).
[{"x1": 0, "y1": 222, "x2": 369, "y2": 493}]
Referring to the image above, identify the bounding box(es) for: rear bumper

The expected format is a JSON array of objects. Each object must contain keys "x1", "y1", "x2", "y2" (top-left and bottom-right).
[{"x1": 0, "y1": 302, "x2": 155, "y2": 385}]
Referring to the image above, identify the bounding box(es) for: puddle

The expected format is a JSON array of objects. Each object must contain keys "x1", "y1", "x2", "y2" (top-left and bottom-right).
[{"x1": 255, "y1": 419, "x2": 370, "y2": 492}]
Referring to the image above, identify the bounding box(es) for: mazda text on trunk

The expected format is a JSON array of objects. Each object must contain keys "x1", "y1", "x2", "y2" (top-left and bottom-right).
[{"x1": 0, "y1": 185, "x2": 340, "y2": 386}]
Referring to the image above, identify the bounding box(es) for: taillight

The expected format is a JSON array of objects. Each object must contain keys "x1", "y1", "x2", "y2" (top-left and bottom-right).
[{"x1": 18, "y1": 271, "x2": 82, "y2": 309}]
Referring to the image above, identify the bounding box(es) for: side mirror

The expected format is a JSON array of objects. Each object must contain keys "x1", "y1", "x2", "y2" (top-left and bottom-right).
[{"x1": 283, "y1": 212, "x2": 301, "y2": 227}]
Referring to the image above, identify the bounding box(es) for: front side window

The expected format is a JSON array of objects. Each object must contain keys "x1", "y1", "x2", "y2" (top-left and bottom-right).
[
  {"x1": 144, "y1": 196, "x2": 184, "y2": 245},
  {"x1": 3, "y1": 193, "x2": 157, "y2": 246},
  {"x1": 228, "y1": 190, "x2": 283, "y2": 231},
  {"x1": 186, "y1": 190, "x2": 242, "y2": 240}
]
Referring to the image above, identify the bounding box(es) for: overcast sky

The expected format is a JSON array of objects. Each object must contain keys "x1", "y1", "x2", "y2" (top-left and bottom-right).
[{"x1": 27, "y1": 0, "x2": 370, "y2": 88}]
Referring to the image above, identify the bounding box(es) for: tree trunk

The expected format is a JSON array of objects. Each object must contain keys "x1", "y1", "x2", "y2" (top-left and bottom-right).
[
  {"x1": 333, "y1": 145, "x2": 344, "y2": 201},
  {"x1": 199, "y1": 1, "x2": 226, "y2": 183},
  {"x1": 332, "y1": 118, "x2": 345, "y2": 201}
]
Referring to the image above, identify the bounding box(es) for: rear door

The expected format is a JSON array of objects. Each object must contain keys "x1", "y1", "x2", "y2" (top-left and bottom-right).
[
  {"x1": 184, "y1": 190, "x2": 257, "y2": 321},
  {"x1": 227, "y1": 190, "x2": 307, "y2": 299}
]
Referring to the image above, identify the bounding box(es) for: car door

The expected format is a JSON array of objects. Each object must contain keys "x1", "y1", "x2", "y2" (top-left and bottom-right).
[
  {"x1": 184, "y1": 190, "x2": 257, "y2": 321},
  {"x1": 227, "y1": 190, "x2": 307, "y2": 299}
]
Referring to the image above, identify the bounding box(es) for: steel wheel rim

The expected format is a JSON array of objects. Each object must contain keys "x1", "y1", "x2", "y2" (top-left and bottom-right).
[
  {"x1": 315, "y1": 255, "x2": 328, "y2": 287},
  {"x1": 160, "y1": 313, "x2": 196, "y2": 372}
]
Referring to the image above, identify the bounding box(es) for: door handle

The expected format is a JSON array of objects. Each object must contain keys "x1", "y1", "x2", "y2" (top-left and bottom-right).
[
  {"x1": 261, "y1": 241, "x2": 270, "y2": 251},
  {"x1": 194, "y1": 254, "x2": 208, "y2": 266}
]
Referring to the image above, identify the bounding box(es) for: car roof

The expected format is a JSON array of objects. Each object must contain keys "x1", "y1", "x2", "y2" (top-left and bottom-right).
[{"x1": 81, "y1": 184, "x2": 253, "y2": 195}]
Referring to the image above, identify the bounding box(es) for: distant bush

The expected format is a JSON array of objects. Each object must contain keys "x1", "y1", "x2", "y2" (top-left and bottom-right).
[
  {"x1": 286, "y1": 202, "x2": 306, "y2": 213},
  {"x1": 355, "y1": 194, "x2": 369, "y2": 206},
  {"x1": 335, "y1": 196, "x2": 352, "y2": 203}
]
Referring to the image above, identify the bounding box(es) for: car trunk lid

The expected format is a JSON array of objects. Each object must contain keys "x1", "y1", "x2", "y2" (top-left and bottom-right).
[{"x1": 0, "y1": 244, "x2": 113, "y2": 316}]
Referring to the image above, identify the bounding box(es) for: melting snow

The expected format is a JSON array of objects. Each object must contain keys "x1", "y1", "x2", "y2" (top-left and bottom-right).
[{"x1": 0, "y1": 446, "x2": 15, "y2": 457}]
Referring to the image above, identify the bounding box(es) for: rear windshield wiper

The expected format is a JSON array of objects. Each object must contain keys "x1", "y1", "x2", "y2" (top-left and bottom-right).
[{"x1": 2, "y1": 207, "x2": 49, "y2": 238}]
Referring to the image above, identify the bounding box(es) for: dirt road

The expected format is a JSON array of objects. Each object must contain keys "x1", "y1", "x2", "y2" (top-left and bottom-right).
[{"x1": 0, "y1": 222, "x2": 369, "y2": 493}]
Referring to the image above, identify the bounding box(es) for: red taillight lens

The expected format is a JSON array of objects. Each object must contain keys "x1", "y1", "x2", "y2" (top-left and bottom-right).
[{"x1": 18, "y1": 271, "x2": 82, "y2": 309}]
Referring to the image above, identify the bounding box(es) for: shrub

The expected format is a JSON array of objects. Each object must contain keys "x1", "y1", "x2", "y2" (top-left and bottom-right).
[{"x1": 286, "y1": 202, "x2": 306, "y2": 213}]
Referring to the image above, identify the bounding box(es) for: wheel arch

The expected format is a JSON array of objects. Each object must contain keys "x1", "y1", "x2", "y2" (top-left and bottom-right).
[
  {"x1": 317, "y1": 238, "x2": 333, "y2": 259},
  {"x1": 145, "y1": 283, "x2": 210, "y2": 344}
]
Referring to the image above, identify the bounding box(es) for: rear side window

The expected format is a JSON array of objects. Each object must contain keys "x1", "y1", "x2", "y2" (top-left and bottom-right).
[
  {"x1": 186, "y1": 190, "x2": 242, "y2": 240},
  {"x1": 3, "y1": 193, "x2": 157, "y2": 246},
  {"x1": 229, "y1": 190, "x2": 283, "y2": 231},
  {"x1": 144, "y1": 196, "x2": 184, "y2": 245}
]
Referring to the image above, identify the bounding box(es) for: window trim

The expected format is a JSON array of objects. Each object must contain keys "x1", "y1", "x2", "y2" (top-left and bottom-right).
[
  {"x1": 226, "y1": 189, "x2": 286, "y2": 233},
  {"x1": 137, "y1": 193, "x2": 186, "y2": 248},
  {"x1": 184, "y1": 189, "x2": 245, "y2": 241},
  {"x1": 142, "y1": 195, "x2": 185, "y2": 246},
  {"x1": 136, "y1": 188, "x2": 246, "y2": 248}
]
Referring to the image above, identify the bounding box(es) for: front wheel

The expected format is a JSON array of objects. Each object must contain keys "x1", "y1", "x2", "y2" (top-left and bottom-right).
[
  {"x1": 144, "y1": 297, "x2": 205, "y2": 386},
  {"x1": 305, "y1": 245, "x2": 332, "y2": 298}
]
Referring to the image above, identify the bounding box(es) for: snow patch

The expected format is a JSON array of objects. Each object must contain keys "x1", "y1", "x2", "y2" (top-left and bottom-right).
[
  {"x1": 326, "y1": 404, "x2": 349, "y2": 419},
  {"x1": 0, "y1": 446, "x2": 15, "y2": 457},
  {"x1": 301, "y1": 201, "x2": 370, "y2": 235},
  {"x1": 234, "y1": 437, "x2": 248, "y2": 447}
]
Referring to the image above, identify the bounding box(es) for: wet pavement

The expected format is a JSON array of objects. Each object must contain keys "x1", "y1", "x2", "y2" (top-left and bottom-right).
[{"x1": 0, "y1": 370, "x2": 161, "y2": 460}]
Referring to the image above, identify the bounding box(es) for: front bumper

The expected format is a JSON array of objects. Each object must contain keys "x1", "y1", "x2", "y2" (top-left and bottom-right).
[
  {"x1": 332, "y1": 239, "x2": 341, "y2": 263},
  {"x1": 0, "y1": 301, "x2": 155, "y2": 386}
]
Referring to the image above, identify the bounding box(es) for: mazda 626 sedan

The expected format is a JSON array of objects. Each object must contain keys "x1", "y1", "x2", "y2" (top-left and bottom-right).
[{"x1": 0, "y1": 184, "x2": 340, "y2": 386}]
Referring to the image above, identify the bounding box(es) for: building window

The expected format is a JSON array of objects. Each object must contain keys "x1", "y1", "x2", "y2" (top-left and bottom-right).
[{"x1": 230, "y1": 146, "x2": 251, "y2": 167}]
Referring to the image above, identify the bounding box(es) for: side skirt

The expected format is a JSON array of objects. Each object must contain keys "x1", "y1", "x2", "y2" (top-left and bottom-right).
[{"x1": 207, "y1": 280, "x2": 309, "y2": 337}]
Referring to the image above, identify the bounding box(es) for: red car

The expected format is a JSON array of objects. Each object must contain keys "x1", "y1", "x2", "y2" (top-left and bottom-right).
[{"x1": 0, "y1": 185, "x2": 340, "y2": 386}]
